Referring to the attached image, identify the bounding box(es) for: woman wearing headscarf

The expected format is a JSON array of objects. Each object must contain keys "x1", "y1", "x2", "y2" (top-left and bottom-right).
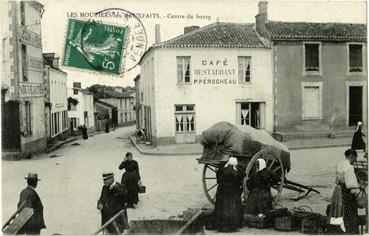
[
  {"x1": 351, "y1": 121, "x2": 366, "y2": 153},
  {"x1": 119, "y1": 152, "x2": 141, "y2": 208},
  {"x1": 244, "y1": 159, "x2": 279, "y2": 215},
  {"x1": 213, "y1": 157, "x2": 245, "y2": 232},
  {"x1": 328, "y1": 149, "x2": 360, "y2": 234}
]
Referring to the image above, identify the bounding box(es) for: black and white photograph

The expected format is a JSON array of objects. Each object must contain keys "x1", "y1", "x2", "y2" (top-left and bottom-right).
[{"x1": 1, "y1": 0, "x2": 368, "y2": 235}]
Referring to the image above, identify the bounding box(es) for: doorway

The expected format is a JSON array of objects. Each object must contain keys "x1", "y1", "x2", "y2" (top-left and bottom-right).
[
  {"x1": 174, "y1": 105, "x2": 196, "y2": 144},
  {"x1": 237, "y1": 102, "x2": 265, "y2": 129},
  {"x1": 349, "y1": 86, "x2": 363, "y2": 126},
  {"x1": 2, "y1": 101, "x2": 21, "y2": 150}
]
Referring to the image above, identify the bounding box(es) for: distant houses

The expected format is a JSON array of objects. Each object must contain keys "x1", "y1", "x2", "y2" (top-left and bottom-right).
[
  {"x1": 99, "y1": 90, "x2": 136, "y2": 126},
  {"x1": 68, "y1": 82, "x2": 95, "y2": 132}
]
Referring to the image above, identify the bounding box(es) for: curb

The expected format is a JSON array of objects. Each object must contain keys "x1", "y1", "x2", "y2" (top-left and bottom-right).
[
  {"x1": 288, "y1": 142, "x2": 351, "y2": 150},
  {"x1": 47, "y1": 137, "x2": 78, "y2": 153},
  {"x1": 129, "y1": 135, "x2": 202, "y2": 156},
  {"x1": 47, "y1": 131, "x2": 106, "y2": 153},
  {"x1": 129, "y1": 135, "x2": 352, "y2": 156}
]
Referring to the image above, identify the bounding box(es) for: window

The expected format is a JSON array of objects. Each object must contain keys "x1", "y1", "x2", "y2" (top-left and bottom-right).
[
  {"x1": 21, "y1": 44, "x2": 28, "y2": 81},
  {"x1": 24, "y1": 101, "x2": 32, "y2": 135},
  {"x1": 177, "y1": 57, "x2": 191, "y2": 83},
  {"x1": 141, "y1": 92, "x2": 143, "y2": 102},
  {"x1": 73, "y1": 82, "x2": 81, "y2": 94},
  {"x1": 238, "y1": 57, "x2": 251, "y2": 83},
  {"x1": 124, "y1": 99, "x2": 127, "y2": 108},
  {"x1": 20, "y1": 1, "x2": 25, "y2": 26},
  {"x1": 304, "y1": 43, "x2": 321, "y2": 74},
  {"x1": 348, "y1": 44, "x2": 363, "y2": 73},
  {"x1": 236, "y1": 102, "x2": 264, "y2": 128},
  {"x1": 174, "y1": 105, "x2": 195, "y2": 133},
  {"x1": 301, "y1": 82, "x2": 323, "y2": 120}
]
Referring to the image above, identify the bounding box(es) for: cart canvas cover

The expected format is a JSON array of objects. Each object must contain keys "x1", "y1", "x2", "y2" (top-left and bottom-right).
[{"x1": 200, "y1": 122, "x2": 291, "y2": 171}]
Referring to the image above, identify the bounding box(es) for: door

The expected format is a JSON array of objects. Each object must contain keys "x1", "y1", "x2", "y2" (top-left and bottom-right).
[
  {"x1": 2, "y1": 101, "x2": 21, "y2": 150},
  {"x1": 175, "y1": 105, "x2": 196, "y2": 144},
  {"x1": 349, "y1": 86, "x2": 363, "y2": 126},
  {"x1": 303, "y1": 86, "x2": 320, "y2": 118}
]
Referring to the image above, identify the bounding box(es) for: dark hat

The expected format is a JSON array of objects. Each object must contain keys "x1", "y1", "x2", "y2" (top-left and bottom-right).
[
  {"x1": 345, "y1": 149, "x2": 357, "y2": 157},
  {"x1": 102, "y1": 172, "x2": 114, "y2": 180},
  {"x1": 25, "y1": 173, "x2": 41, "y2": 181}
]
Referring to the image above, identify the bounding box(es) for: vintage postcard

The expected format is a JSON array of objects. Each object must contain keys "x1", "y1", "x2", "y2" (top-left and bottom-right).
[{"x1": 1, "y1": 0, "x2": 367, "y2": 235}]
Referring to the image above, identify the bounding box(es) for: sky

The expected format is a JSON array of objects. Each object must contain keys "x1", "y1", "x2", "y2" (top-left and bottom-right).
[{"x1": 39, "y1": 0, "x2": 367, "y2": 88}]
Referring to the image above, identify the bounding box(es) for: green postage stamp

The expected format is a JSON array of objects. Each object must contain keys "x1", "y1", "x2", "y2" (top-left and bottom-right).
[{"x1": 63, "y1": 19, "x2": 127, "y2": 75}]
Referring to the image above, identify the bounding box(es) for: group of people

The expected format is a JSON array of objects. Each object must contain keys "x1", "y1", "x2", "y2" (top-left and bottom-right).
[
  {"x1": 207, "y1": 122, "x2": 367, "y2": 234},
  {"x1": 15, "y1": 152, "x2": 141, "y2": 235},
  {"x1": 97, "y1": 152, "x2": 142, "y2": 234},
  {"x1": 206, "y1": 156, "x2": 278, "y2": 232}
]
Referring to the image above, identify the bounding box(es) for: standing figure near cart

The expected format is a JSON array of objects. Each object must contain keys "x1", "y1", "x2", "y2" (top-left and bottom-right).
[
  {"x1": 328, "y1": 149, "x2": 360, "y2": 234},
  {"x1": 17, "y1": 173, "x2": 46, "y2": 235},
  {"x1": 97, "y1": 172, "x2": 128, "y2": 234},
  {"x1": 119, "y1": 152, "x2": 141, "y2": 208},
  {"x1": 244, "y1": 159, "x2": 279, "y2": 216},
  {"x1": 352, "y1": 121, "x2": 366, "y2": 154},
  {"x1": 212, "y1": 157, "x2": 245, "y2": 232}
]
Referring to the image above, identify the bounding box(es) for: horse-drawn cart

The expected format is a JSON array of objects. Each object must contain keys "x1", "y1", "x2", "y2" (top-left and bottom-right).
[{"x1": 197, "y1": 122, "x2": 319, "y2": 204}]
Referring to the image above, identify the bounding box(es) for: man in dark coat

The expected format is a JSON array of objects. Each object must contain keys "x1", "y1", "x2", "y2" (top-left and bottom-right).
[
  {"x1": 17, "y1": 173, "x2": 46, "y2": 235},
  {"x1": 97, "y1": 172, "x2": 129, "y2": 234}
]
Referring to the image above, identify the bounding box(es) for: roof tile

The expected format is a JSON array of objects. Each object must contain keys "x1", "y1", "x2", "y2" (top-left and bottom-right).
[
  {"x1": 157, "y1": 22, "x2": 267, "y2": 48},
  {"x1": 266, "y1": 21, "x2": 366, "y2": 41}
]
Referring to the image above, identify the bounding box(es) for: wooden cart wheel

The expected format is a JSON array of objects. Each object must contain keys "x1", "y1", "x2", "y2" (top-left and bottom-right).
[
  {"x1": 244, "y1": 150, "x2": 285, "y2": 202},
  {"x1": 202, "y1": 164, "x2": 219, "y2": 205}
]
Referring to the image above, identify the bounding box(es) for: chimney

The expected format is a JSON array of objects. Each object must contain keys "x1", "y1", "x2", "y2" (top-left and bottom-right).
[
  {"x1": 258, "y1": 1, "x2": 268, "y2": 21},
  {"x1": 52, "y1": 57, "x2": 60, "y2": 69},
  {"x1": 184, "y1": 26, "x2": 199, "y2": 34},
  {"x1": 155, "y1": 24, "x2": 161, "y2": 44},
  {"x1": 255, "y1": 1, "x2": 268, "y2": 38}
]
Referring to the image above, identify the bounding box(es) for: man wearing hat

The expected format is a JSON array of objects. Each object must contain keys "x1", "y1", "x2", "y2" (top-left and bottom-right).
[
  {"x1": 17, "y1": 173, "x2": 46, "y2": 235},
  {"x1": 97, "y1": 172, "x2": 129, "y2": 234}
]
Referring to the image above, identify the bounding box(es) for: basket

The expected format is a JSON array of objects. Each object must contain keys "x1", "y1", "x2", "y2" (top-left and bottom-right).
[
  {"x1": 290, "y1": 206, "x2": 316, "y2": 229},
  {"x1": 274, "y1": 215, "x2": 298, "y2": 231},
  {"x1": 138, "y1": 185, "x2": 146, "y2": 193},
  {"x1": 244, "y1": 214, "x2": 270, "y2": 229},
  {"x1": 301, "y1": 214, "x2": 327, "y2": 234}
]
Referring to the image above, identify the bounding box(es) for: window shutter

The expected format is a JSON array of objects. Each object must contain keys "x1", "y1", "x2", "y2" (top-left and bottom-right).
[
  {"x1": 31, "y1": 102, "x2": 33, "y2": 134},
  {"x1": 20, "y1": 102, "x2": 26, "y2": 133},
  {"x1": 177, "y1": 58, "x2": 183, "y2": 82}
]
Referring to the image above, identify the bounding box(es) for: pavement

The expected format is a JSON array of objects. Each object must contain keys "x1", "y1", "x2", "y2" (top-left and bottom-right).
[
  {"x1": 129, "y1": 135, "x2": 353, "y2": 156},
  {"x1": 2, "y1": 125, "x2": 364, "y2": 235}
]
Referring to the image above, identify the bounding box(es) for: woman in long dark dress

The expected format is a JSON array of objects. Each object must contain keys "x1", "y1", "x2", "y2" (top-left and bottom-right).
[
  {"x1": 119, "y1": 152, "x2": 141, "y2": 208},
  {"x1": 328, "y1": 149, "x2": 360, "y2": 234},
  {"x1": 244, "y1": 159, "x2": 279, "y2": 215},
  {"x1": 213, "y1": 157, "x2": 245, "y2": 232},
  {"x1": 352, "y1": 121, "x2": 366, "y2": 153}
]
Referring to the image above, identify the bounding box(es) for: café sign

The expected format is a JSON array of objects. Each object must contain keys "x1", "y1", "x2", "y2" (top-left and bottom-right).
[
  {"x1": 19, "y1": 82, "x2": 44, "y2": 98},
  {"x1": 193, "y1": 58, "x2": 237, "y2": 85}
]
